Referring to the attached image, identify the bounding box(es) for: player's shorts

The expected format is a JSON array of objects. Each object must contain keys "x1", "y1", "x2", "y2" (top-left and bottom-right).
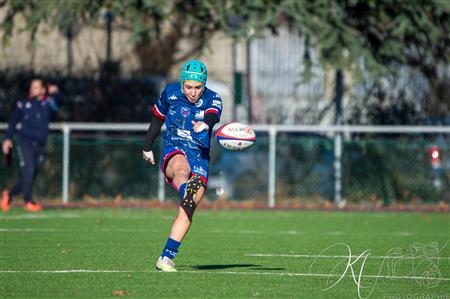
[{"x1": 160, "y1": 146, "x2": 209, "y2": 188}]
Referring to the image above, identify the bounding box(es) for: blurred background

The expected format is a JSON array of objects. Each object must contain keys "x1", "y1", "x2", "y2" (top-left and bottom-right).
[{"x1": 0, "y1": 0, "x2": 449, "y2": 207}]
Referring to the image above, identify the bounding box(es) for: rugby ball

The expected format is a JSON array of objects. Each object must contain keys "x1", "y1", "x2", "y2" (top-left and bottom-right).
[{"x1": 215, "y1": 123, "x2": 256, "y2": 150}]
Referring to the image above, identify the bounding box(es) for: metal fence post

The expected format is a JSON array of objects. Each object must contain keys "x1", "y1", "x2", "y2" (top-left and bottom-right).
[
  {"x1": 268, "y1": 127, "x2": 276, "y2": 207},
  {"x1": 333, "y1": 131, "x2": 342, "y2": 204},
  {"x1": 158, "y1": 168, "x2": 165, "y2": 203},
  {"x1": 333, "y1": 70, "x2": 344, "y2": 205},
  {"x1": 62, "y1": 125, "x2": 70, "y2": 204},
  {"x1": 158, "y1": 140, "x2": 165, "y2": 202}
]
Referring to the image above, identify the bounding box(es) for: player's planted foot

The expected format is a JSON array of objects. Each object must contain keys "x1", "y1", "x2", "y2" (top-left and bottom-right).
[
  {"x1": 1, "y1": 190, "x2": 10, "y2": 212},
  {"x1": 24, "y1": 202, "x2": 43, "y2": 212},
  {"x1": 156, "y1": 256, "x2": 177, "y2": 272}
]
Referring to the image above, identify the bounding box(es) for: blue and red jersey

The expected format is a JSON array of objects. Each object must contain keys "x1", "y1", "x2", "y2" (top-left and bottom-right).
[{"x1": 152, "y1": 83, "x2": 222, "y2": 160}]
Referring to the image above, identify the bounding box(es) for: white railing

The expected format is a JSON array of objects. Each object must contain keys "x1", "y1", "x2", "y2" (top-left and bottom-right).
[{"x1": 1, "y1": 123, "x2": 449, "y2": 206}]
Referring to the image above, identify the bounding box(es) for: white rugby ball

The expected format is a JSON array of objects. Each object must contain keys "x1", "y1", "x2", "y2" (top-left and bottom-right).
[{"x1": 215, "y1": 122, "x2": 256, "y2": 151}]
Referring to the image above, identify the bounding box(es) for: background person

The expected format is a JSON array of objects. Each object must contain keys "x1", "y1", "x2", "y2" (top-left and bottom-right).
[{"x1": 1, "y1": 78, "x2": 61, "y2": 212}]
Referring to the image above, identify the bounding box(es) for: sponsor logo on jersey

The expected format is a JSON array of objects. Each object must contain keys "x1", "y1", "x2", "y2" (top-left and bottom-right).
[
  {"x1": 181, "y1": 107, "x2": 190, "y2": 117},
  {"x1": 212, "y1": 100, "x2": 222, "y2": 109},
  {"x1": 25, "y1": 102, "x2": 32, "y2": 109},
  {"x1": 195, "y1": 99, "x2": 203, "y2": 107},
  {"x1": 169, "y1": 95, "x2": 177, "y2": 101},
  {"x1": 168, "y1": 108, "x2": 176, "y2": 116},
  {"x1": 177, "y1": 129, "x2": 192, "y2": 140},
  {"x1": 193, "y1": 165, "x2": 207, "y2": 177}
]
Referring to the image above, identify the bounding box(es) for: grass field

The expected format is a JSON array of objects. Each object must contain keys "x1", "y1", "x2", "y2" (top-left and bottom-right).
[{"x1": 0, "y1": 208, "x2": 449, "y2": 299}]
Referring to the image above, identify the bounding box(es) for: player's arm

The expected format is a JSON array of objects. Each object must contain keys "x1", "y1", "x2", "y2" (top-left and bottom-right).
[
  {"x1": 143, "y1": 112, "x2": 164, "y2": 151},
  {"x1": 192, "y1": 95, "x2": 222, "y2": 133},
  {"x1": 204, "y1": 112, "x2": 219, "y2": 128},
  {"x1": 3, "y1": 101, "x2": 24, "y2": 154},
  {"x1": 47, "y1": 84, "x2": 63, "y2": 111},
  {"x1": 143, "y1": 88, "x2": 169, "y2": 165},
  {"x1": 142, "y1": 113, "x2": 164, "y2": 165},
  {"x1": 192, "y1": 113, "x2": 219, "y2": 133}
]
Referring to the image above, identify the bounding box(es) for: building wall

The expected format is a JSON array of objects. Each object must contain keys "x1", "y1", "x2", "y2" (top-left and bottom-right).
[
  {"x1": 0, "y1": 13, "x2": 237, "y2": 84},
  {"x1": 0, "y1": 14, "x2": 239, "y2": 122}
]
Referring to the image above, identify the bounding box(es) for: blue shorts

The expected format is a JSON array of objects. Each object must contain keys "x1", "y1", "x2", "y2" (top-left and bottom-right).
[{"x1": 161, "y1": 146, "x2": 209, "y2": 188}]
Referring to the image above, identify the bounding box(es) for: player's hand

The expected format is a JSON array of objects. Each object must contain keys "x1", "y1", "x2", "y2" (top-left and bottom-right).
[
  {"x1": 191, "y1": 121, "x2": 209, "y2": 133},
  {"x1": 142, "y1": 150, "x2": 155, "y2": 165},
  {"x1": 48, "y1": 84, "x2": 59, "y2": 95},
  {"x1": 2, "y1": 139, "x2": 12, "y2": 155}
]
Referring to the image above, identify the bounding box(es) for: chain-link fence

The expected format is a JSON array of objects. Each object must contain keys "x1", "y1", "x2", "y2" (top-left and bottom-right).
[
  {"x1": 1, "y1": 125, "x2": 449, "y2": 205},
  {"x1": 275, "y1": 133, "x2": 450, "y2": 204}
]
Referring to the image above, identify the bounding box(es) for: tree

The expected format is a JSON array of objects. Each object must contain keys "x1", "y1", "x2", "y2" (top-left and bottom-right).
[
  {"x1": 2, "y1": 0, "x2": 449, "y2": 115},
  {"x1": 240, "y1": 0, "x2": 450, "y2": 117},
  {"x1": 1, "y1": 0, "x2": 224, "y2": 75}
]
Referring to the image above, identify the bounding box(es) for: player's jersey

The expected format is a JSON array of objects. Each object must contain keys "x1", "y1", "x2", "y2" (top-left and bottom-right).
[
  {"x1": 5, "y1": 97, "x2": 57, "y2": 145},
  {"x1": 151, "y1": 83, "x2": 222, "y2": 160}
]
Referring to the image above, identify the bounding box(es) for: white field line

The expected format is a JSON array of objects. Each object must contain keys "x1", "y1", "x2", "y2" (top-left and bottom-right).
[
  {"x1": 0, "y1": 269, "x2": 448, "y2": 281},
  {"x1": 0, "y1": 228, "x2": 63, "y2": 232},
  {"x1": 0, "y1": 228, "x2": 304, "y2": 235},
  {"x1": 209, "y1": 229, "x2": 307, "y2": 235},
  {"x1": 0, "y1": 270, "x2": 134, "y2": 273},
  {"x1": 0, "y1": 228, "x2": 302, "y2": 235},
  {"x1": 245, "y1": 253, "x2": 450, "y2": 260},
  {"x1": 0, "y1": 228, "x2": 164, "y2": 233},
  {"x1": 0, "y1": 214, "x2": 82, "y2": 219},
  {"x1": 0, "y1": 214, "x2": 169, "y2": 220},
  {"x1": 0, "y1": 228, "x2": 448, "y2": 237},
  {"x1": 0, "y1": 215, "x2": 447, "y2": 237}
]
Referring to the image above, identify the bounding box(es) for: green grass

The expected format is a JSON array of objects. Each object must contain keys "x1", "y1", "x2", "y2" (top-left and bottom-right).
[{"x1": 1, "y1": 208, "x2": 449, "y2": 298}]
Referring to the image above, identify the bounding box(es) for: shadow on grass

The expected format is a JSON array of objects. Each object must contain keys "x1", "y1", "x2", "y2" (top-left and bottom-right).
[{"x1": 192, "y1": 264, "x2": 285, "y2": 271}]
